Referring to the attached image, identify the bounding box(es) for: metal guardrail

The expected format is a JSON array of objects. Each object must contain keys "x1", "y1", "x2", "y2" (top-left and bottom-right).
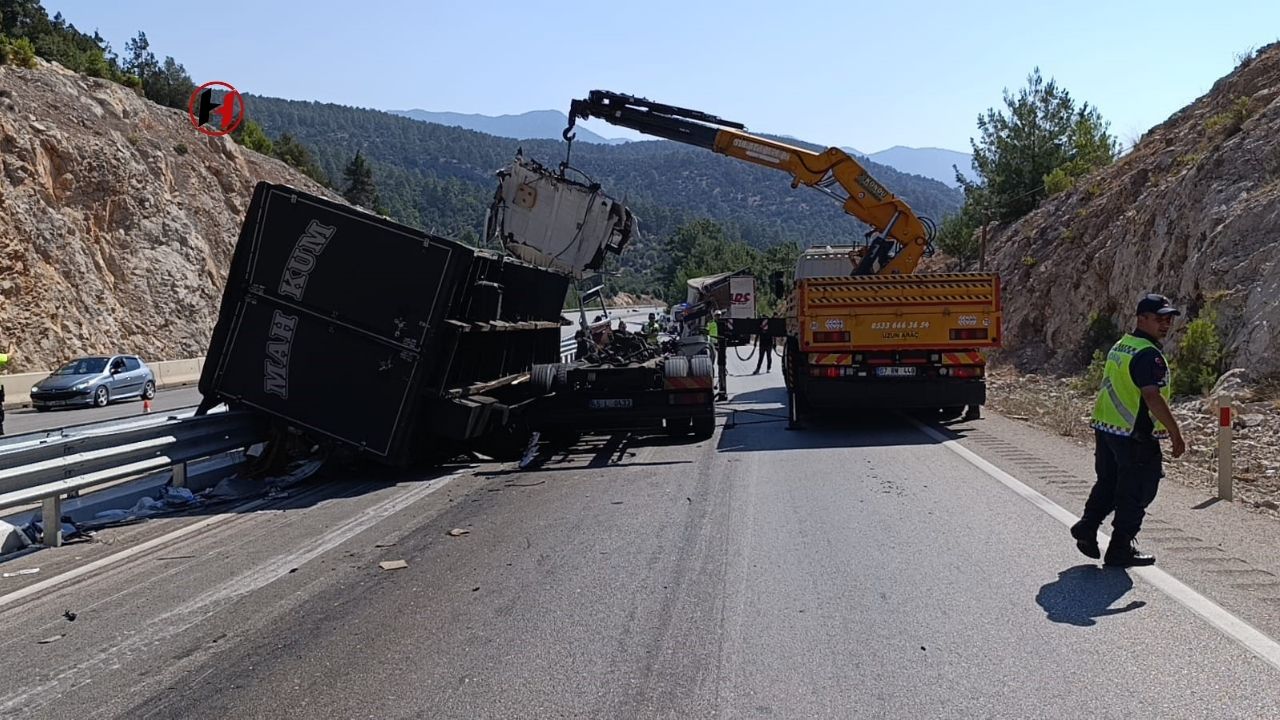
[
  {"x1": 0, "y1": 412, "x2": 266, "y2": 546},
  {"x1": 0, "y1": 405, "x2": 206, "y2": 455}
]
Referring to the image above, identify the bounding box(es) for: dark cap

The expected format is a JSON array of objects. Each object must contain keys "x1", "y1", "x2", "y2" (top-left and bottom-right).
[{"x1": 1136, "y1": 293, "x2": 1181, "y2": 316}]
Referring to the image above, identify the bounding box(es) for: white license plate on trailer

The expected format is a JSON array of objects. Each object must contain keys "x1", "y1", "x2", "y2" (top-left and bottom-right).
[
  {"x1": 588, "y1": 398, "x2": 633, "y2": 409},
  {"x1": 875, "y1": 367, "x2": 917, "y2": 377}
]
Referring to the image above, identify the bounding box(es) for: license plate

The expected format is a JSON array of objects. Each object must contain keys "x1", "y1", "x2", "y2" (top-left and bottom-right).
[
  {"x1": 588, "y1": 398, "x2": 633, "y2": 409},
  {"x1": 875, "y1": 367, "x2": 917, "y2": 377}
]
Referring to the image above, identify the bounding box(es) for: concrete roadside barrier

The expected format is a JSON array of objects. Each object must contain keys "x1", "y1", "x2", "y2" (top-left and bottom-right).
[{"x1": 2, "y1": 358, "x2": 206, "y2": 409}]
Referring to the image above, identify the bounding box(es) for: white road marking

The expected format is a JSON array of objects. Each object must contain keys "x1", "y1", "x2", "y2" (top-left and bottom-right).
[
  {"x1": 0, "y1": 468, "x2": 471, "y2": 713},
  {"x1": 912, "y1": 419, "x2": 1280, "y2": 673},
  {"x1": 0, "y1": 468, "x2": 465, "y2": 611}
]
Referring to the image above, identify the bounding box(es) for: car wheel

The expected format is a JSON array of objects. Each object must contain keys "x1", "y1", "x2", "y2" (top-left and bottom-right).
[
  {"x1": 141, "y1": 380, "x2": 156, "y2": 400},
  {"x1": 93, "y1": 385, "x2": 110, "y2": 407}
]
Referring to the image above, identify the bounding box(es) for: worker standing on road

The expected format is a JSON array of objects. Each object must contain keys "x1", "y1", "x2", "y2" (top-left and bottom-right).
[
  {"x1": 753, "y1": 317, "x2": 774, "y2": 374},
  {"x1": 708, "y1": 310, "x2": 728, "y2": 401},
  {"x1": 643, "y1": 312, "x2": 661, "y2": 346},
  {"x1": 0, "y1": 344, "x2": 12, "y2": 436},
  {"x1": 574, "y1": 329, "x2": 592, "y2": 361},
  {"x1": 1071, "y1": 293, "x2": 1186, "y2": 567}
]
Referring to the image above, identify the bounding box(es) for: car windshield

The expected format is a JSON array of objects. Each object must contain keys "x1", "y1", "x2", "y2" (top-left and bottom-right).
[{"x1": 52, "y1": 357, "x2": 109, "y2": 375}]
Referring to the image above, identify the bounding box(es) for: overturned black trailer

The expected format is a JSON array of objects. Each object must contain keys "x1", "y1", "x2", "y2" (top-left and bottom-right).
[{"x1": 198, "y1": 183, "x2": 571, "y2": 465}]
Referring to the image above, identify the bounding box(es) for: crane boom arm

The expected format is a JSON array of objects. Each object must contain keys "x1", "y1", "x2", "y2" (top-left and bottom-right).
[{"x1": 566, "y1": 91, "x2": 934, "y2": 276}]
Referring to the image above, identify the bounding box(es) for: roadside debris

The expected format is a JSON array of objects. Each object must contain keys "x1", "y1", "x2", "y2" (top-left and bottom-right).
[
  {"x1": 63, "y1": 610, "x2": 77, "y2": 622},
  {"x1": 36, "y1": 635, "x2": 63, "y2": 644},
  {"x1": 447, "y1": 528, "x2": 471, "y2": 537},
  {"x1": 378, "y1": 560, "x2": 409, "y2": 571},
  {"x1": 2, "y1": 568, "x2": 40, "y2": 578}
]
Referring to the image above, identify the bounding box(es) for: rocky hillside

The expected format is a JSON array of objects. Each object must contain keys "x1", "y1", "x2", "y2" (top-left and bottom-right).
[
  {"x1": 0, "y1": 59, "x2": 340, "y2": 373},
  {"x1": 989, "y1": 43, "x2": 1280, "y2": 380}
]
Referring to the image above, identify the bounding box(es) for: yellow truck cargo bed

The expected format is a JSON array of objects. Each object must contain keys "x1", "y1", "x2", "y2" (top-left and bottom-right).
[{"x1": 793, "y1": 272, "x2": 1002, "y2": 351}]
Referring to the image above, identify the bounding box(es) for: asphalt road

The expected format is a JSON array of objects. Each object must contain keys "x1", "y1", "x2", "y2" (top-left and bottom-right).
[
  {"x1": 2, "y1": 385, "x2": 206, "y2": 437},
  {"x1": 1, "y1": 355, "x2": 1278, "y2": 718}
]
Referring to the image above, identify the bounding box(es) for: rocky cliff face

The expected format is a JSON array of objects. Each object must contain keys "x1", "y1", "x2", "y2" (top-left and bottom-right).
[
  {"x1": 0, "y1": 59, "x2": 341, "y2": 372},
  {"x1": 988, "y1": 43, "x2": 1280, "y2": 380}
]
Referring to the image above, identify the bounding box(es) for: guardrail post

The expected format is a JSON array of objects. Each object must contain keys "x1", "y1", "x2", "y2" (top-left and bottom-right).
[
  {"x1": 1218, "y1": 401, "x2": 1233, "y2": 501},
  {"x1": 171, "y1": 461, "x2": 187, "y2": 488},
  {"x1": 42, "y1": 494, "x2": 62, "y2": 547}
]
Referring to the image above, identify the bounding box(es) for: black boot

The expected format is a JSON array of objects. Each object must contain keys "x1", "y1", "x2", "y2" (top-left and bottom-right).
[
  {"x1": 1104, "y1": 537, "x2": 1156, "y2": 567},
  {"x1": 1070, "y1": 521, "x2": 1100, "y2": 559}
]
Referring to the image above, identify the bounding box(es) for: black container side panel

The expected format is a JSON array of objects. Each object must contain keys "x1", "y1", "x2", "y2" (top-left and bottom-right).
[
  {"x1": 215, "y1": 297, "x2": 419, "y2": 457},
  {"x1": 200, "y1": 182, "x2": 476, "y2": 458},
  {"x1": 245, "y1": 187, "x2": 466, "y2": 348}
]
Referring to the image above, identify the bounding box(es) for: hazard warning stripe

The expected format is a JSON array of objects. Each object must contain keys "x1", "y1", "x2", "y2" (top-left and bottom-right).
[
  {"x1": 664, "y1": 377, "x2": 713, "y2": 390},
  {"x1": 810, "y1": 354, "x2": 852, "y2": 366},
  {"x1": 941, "y1": 351, "x2": 985, "y2": 365}
]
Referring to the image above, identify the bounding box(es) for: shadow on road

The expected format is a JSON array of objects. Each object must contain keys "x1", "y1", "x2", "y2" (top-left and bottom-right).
[
  {"x1": 715, "y1": 385, "x2": 962, "y2": 453},
  {"x1": 1036, "y1": 564, "x2": 1147, "y2": 626}
]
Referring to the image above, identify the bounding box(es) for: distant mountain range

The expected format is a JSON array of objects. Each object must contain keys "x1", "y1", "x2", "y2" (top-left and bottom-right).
[
  {"x1": 861, "y1": 146, "x2": 977, "y2": 187},
  {"x1": 390, "y1": 108, "x2": 976, "y2": 187},
  {"x1": 389, "y1": 109, "x2": 627, "y2": 146}
]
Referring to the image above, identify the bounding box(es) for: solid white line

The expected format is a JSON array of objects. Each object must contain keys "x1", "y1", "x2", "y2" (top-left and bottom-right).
[
  {"x1": 0, "y1": 496, "x2": 272, "y2": 611},
  {"x1": 912, "y1": 419, "x2": 1280, "y2": 673},
  {"x1": 0, "y1": 468, "x2": 468, "y2": 611}
]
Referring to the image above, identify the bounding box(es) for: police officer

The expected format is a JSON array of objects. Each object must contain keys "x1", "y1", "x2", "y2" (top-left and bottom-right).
[{"x1": 1071, "y1": 293, "x2": 1186, "y2": 567}]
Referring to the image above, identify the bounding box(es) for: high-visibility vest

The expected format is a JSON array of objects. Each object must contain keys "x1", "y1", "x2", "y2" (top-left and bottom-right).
[
  {"x1": 1091, "y1": 334, "x2": 1172, "y2": 438},
  {"x1": 0, "y1": 352, "x2": 9, "y2": 370},
  {"x1": 707, "y1": 319, "x2": 719, "y2": 339}
]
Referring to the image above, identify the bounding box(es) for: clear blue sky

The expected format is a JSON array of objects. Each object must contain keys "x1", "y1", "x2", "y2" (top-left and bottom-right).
[{"x1": 43, "y1": 0, "x2": 1280, "y2": 153}]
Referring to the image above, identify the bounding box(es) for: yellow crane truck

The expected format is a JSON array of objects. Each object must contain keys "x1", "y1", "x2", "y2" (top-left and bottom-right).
[{"x1": 564, "y1": 91, "x2": 1002, "y2": 425}]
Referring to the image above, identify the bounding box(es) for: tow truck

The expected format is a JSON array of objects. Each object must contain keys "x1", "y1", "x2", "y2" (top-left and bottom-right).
[{"x1": 563, "y1": 91, "x2": 1003, "y2": 424}]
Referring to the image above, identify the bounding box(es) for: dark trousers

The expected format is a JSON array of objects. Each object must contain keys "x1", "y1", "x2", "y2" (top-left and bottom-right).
[
  {"x1": 1081, "y1": 429, "x2": 1163, "y2": 540},
  {"x1": 754, "y1": 335, "x2": 773, "y2": 372},
  {"x1": 715, "y1": 339, "x2": 728, "y2": 396}
]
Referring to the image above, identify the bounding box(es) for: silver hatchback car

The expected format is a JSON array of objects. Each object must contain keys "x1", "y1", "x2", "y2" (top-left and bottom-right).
[{"x1": 30, "y1": 355, "x2": 157, "y2": 411}]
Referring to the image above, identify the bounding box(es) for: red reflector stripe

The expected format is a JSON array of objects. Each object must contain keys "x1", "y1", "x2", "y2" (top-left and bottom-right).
[{"x1": 664, "y1": 377, "x2": 713, "y2": 390}]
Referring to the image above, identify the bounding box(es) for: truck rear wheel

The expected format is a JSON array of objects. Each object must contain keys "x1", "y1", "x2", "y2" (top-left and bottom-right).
[
  {"x1": 531, "y1": 364, "x2": 556, "y2": 393},
  {"x1": 689, "y1": 356, "x2": 713, "y2": 378},
  {"x1": 664, "y1": 357, "x2": 690, "y2": 378}
]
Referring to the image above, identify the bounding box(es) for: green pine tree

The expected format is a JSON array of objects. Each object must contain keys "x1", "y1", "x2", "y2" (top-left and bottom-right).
[
  {"x1": 342, "y1": 151, "x2": 382, "y2": 211},
  {"x1": 232, "y1": 119, "x2": 274, "y2": 155},
  {"x1": 960, "y1": 68, "x2": 1118, "y2": 222}
]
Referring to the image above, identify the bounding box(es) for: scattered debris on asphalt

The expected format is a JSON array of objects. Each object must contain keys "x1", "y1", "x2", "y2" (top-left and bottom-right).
[
  {"x1": 447, "y1": 528, "x2": 470, "y2": 537},
  {"x1": 379, "y1": 560, "x2": 409, "y2": 571},
  {"x1": 63, "y1": 610, "x2": 77, "y2": 622},
  {"x1": 37, "y1": 635, "x2": 63, "y2": 644},
  {"x1": 2, "y1": 568, "x2": 40, "y2": 578}
]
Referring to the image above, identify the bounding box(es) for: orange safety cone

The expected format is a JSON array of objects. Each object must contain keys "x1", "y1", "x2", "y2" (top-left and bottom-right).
[{"x1": 142, "y1": 398, "x2": 152, "y2": 414}]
